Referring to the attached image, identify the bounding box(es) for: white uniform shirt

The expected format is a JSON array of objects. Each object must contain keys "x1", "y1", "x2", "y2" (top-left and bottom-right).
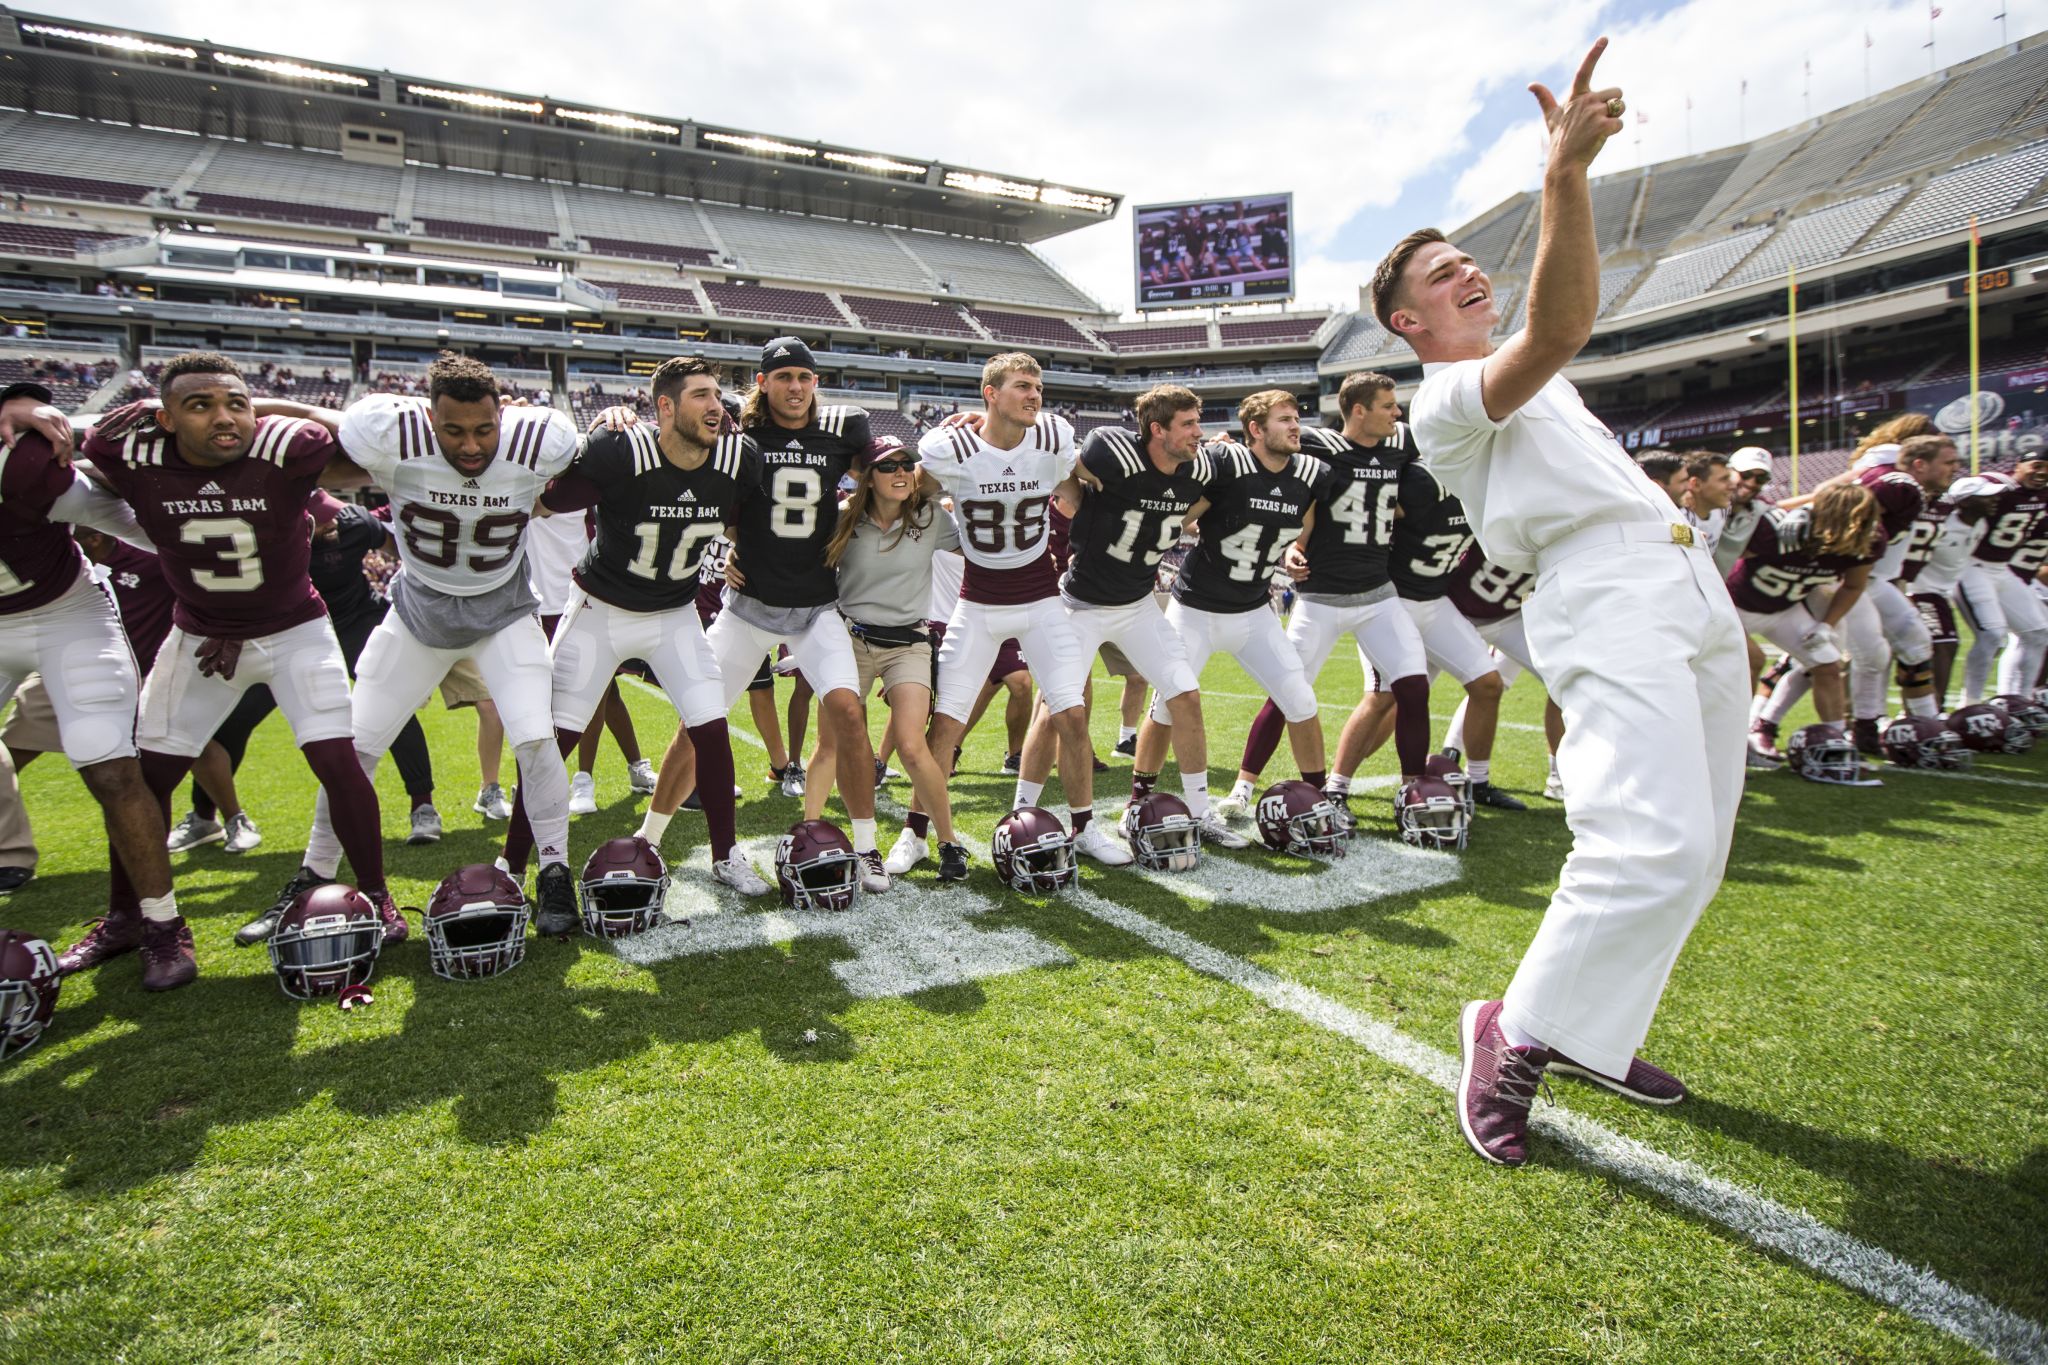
[
  {"x1": 1910, "y1": 510, "x2": 1986, "y2": 596},
  {"x1": 928, "y1": 539, "x2": 965, "y2": 621},
  {"x1": 917, "y1": 414, "x2": 1073, "y2": 572},
  {"x1": 1410, "y1": 361, "x2": 1677, "y2": 573},
  {"x1": 1684, "y1": 506, "x2": 1725, "y2": 556},
  {"x1": 339, "y1": 394, "x2": 579, "y2": 596},
  {"x1": 525, "y1": 510, "x2": 589, "y2": 615}
]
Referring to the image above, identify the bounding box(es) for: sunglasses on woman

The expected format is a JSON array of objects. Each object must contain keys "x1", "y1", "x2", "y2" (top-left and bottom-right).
[{"x1": 869, "y1": 458, "x2": 919, "y2": 474}]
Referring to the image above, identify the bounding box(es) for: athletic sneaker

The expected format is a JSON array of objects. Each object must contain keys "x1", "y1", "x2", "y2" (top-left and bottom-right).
[
  {"x1": 56, "y1": 911, "x2": 140, "y2": 974},
  {"x1": 223, "y1": 811, "x2": 263, "y2": 853},
  {"x1": 1073, "y1": 823, "x2": 1134, "y2": 866},
  {"x1": 365, "y1": 888, "x2": 409, "y2": 946},
  {"x1": 1543, "y1": 772, "x2": 1566, "y2": 800},
  {"x1": 857, "y1": 850, "x2": 890, "y2": 894},
  {"x1": 883, "y1": 828, "x2": 928, "y2": 875},
  {"x1": 1113, "y1": 735, "x2": 1137, "y2": 758},
  {"x1": 1212, "y1": 790, "x2": 1252, "y2": 822},
  {"x1": 534, "y1": 862, "x2": 579, "y2": 937},
  {"x1": 474, "y1": 783, "x2": 512, "y2": 821},
  {"x1": 679, "y1": 791, "x2": 702, "y2": 812},
  {"x1": 1746, "y1": 721, "x2": 1785, "y2": 766},
  {"x1": 1456, "y1": 999, "x2": 1551, "y2": 1167},
  {"x1": 873, "y1": 759, "x2": 900, "y2": 788},
  {"x1": 138, "y1": 917, "x2": 198, "y2": 992},
  {"x1": 937, "y1": 842, "x2": 970, "y2": 882},
  {"x1": 713, "y1": 855, "x2": 772, "y2": 898},
  {"x1": 406, "y1": 804, "x2": 443, "y2": 846},
  {"x1": 1852, "y1": 717, "x2": 1885, "y2": 758},
  {"x1": 627, "y1": 758, "x2": 657, "y2": 795},
  {"x1": 1000, "y1": 752, "x2": 1022, "y2": 775},
  {"x1": 569, "y1": 771, "x2": 598, "y2": 816},
  {"x1": 780, "y1": 760, "x2": 806, "y2": 799},
  {"x1": 1090, "y1": 754, "x2": 1109, "y2": 773},
  {"x1": 166, "y1": 812, "x2": 223, "y2": 853},
  {"x1": 1197, "y1": 809, "x2": 1250, "y2": 850},
  {"x1": 1472, "y1": 782, "x2": 1528, "y2": 812},
  {"x1": 1549, "y1": 1051, "x2": 1689, "y2": 1105},
  {"x1": 0, "y1": 866, "x2": 29, "y2": 894},
  {"x1": 241, "y1": 865, "x2": 331, "y2": 946}
]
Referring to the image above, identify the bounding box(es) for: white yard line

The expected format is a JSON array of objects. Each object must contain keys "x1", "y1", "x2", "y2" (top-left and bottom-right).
[{"x1": 1883, "y1": 766, "x2": 2048, "y2": 791}]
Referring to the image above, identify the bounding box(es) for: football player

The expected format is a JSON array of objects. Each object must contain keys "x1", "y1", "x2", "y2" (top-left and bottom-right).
[
  {"x1": 1215, "y1": 372, "x2": 1430, "y2": 819},
  {"x1": 500, "y1": 355, "x2": 769, "y2": 896},
  {"x1": 63, "y1": 352, "x2": 396, "y2": 979},
  {"x1": 1131, "y1": 389, "x2": 1334, "y2": 810},
  {"x1": 909, "y1": 354, "x2": 1125, "y2": 865},
  {"x1": 1958, "y1": 454, "x2": 2048, "y2": 703},
  {"x1": 1680, "y1": 450, "x2": 1734, "y2": 554},
  {"x1": 1910, "y1": 475, "x2": 2004, "y2": 707},
  {"x1": 248, "y1": 352, "x2": 582, "y2": 939}
]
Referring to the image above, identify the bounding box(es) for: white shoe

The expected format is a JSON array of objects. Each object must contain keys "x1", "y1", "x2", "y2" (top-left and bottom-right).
[
  {"x1": 1197, "y1": 810, "x2": 1249, "y2": 850},
  {"x1": 780, "y1": 761, "x2": 806, "y2": 799},
  {"x1": 223, "y1": 810, "x2": 264, "y2": 853},
  {"x1": 166, "y1": 812, "x2": 223, "y2": 852},
  {"x1": 406, "y1": 804, "x2": 442, "y2": 846},
  {"x1": 712, "y1": 854, "x2": 771, "y2": 897},
  {"x1": 858, "y1": 849, "x2": 891, "y2": 893},
  {"x1": 883, "y1": 828, "x2": 928, "y2": 876},
  {"x1": 628, "y1": 758, "x2": 657, "y2": 795},
  {"x1": 474, "y1": 783, "x2": 512, "y2": 820},
  {"x1": 1212, "y1": 791, "x2": 1252, "y2": 822},
  {"x1": 1073, "y1": 822, "x2": 1134, "y2": 866},
  {"x1": 1543, "y1": 774, "x2": 1565, "y2": 800},
  {"x1": 569, "y1": 771, "x2": 598, "y2": 815}
]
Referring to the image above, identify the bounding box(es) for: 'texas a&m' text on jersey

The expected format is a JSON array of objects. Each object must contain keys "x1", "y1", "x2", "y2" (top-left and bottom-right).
[
  {"x1": 731, "y1": 405, "x2": 870, "y2": 608},
  {"x1": 1296, "y1": 424, "x2": 1413, "y2": 595},
  {"x1": 919, "y1": 413, "x2": 1073, "y2": 605},
  {"x1": 1174, "y1": 441, "x2": 1333, "y2": 615},
  {"x1": 1063, "y1": 426, "x2": 1205, "y2": 608}
]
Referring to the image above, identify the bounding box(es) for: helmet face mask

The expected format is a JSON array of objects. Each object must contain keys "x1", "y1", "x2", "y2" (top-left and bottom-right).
[
  {"x1": 579, "y1": 837, "x2": 670, "y2": 938},
  {"x1": 268, "y1": 885, "x2": 382, "y2": 1000},
  {"x1": 991, "y1": 806, "x2": 1079, "y2": 892},
  {"x1": 1122, "y1": 792, "x2": 1202, "y2": 872},
  {"x1": 1396, "y1": 777, "x2": 1469, "y2": 851},
  {"x1": 0, "y1": 932, "x2": 59, "y2": 1061},
  {"x1": 776, "y1": 820, "x2": 861, "y2": 910},
  {"x1": 1787, "y1": 723, "x2": 1865, "y2": 784},
  {"x1": 1880, "y1": 714, "x2": 1970, "y2": 770},
  {"x1": 1421, "y1": 754, "x2": 1475, "y2": 818},
  {"x1": 1256, "y1": 780, "x2": 1347, "y2": 858},
  {"x1": 1990, "y1": 694, "x2": 2046, "y2": 749}
]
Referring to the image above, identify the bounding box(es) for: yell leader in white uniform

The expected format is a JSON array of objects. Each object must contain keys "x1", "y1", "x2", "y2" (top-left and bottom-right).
[{"x1": 1378, "y1": 38, "x2": 1749, "y2": 1168}]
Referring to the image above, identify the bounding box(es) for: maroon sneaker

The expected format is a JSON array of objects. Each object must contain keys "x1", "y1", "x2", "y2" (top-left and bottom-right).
[
  {"x1": 366, "y1": 889, "x2": 409, "y2": 946},
  {"x1": 138, "y1": 917, "x2": 198, "y2": 992},
  {"x1": 1852, "y1": 717, "x2": 1884, "y2": 758},
  {"x1": 55, "y1": 912, "x2": 142, "y2": 975},
  {"x1": 1550, "y1": 1052, "x2": 1689, "y2": 1105},
  {"x1": 1456, "y1": 999, "x2": 1551, "y2": 1167}
]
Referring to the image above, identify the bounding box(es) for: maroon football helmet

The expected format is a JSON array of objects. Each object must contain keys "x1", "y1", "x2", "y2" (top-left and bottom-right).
[
  {"x1": 267, "y1": 883, "x2": 382, "y2": 999},
  {"x1": 579, "y1": 837, "x2": 669, "y2": 938},
  {"x1": 990, "y1": 806, "x2": 1078, "y2": 893},
  {"x1": 1879, "y1": 714, "x2": 1968, "y2": 769},
  {"x1": 425, "y1": 865, "x2": 531, "y2": 979},
  {"x1": 1120, "y1": 792, "x2": 1201, "y2": 872},
  {"x1": 1395, "y1": 777, "x2": 1468, "y2": 850},
  {"x1": 0, "y1": 930, "x2": 61, "y2": 1060},
  {"x1": 1422, "y1": 752, "x2": 1474, "y2": 817},
  {"x1": 1990, "y1": 694, "x2": 2048, "y2": 747},
  {"x1": 1785, "y1": 723, "x2": 1864, "y2": 784},
  {"x1": 1255, "y1": 780, "x2": 1346, "y2": 858},
  {"x1": 1948, "y1": 703, "x2": 2020, "y2": 755},
  {"x1": 776, "y1": 819, "x2": 860, "y2": 911}
]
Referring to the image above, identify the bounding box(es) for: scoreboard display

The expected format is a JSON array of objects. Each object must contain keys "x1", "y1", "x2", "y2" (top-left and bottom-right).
[{"x1": 1133, "y1": 193, "x2": 1294, "y2": 309}]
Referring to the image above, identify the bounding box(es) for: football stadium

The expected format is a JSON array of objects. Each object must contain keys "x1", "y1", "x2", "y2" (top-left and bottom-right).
[{"x1": 0, "y1": 7, "x2": 2044, "y2": 1361}]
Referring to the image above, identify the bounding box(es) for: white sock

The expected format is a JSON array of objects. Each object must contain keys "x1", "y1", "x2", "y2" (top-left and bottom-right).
[
  {"x1": 493, "y1": 856, "x2": 513, "y2": 876},
  {"x1": 1119, "y1": 725, "x2": 1137, "y2": 744},
  {"x1": 1468, "y1": 759, "x2": 1490, "y2": 785},
  {"x1": 851, "y1": 817, "x2": 877, "y2": 853},
  {"x1": 1013, "y1": 779, "x2": 1044, "y2": 809},
  {"x1": 513, "y1": 737, "x2": 572, "y2": 866},
  {"x1": 1180, "y1": 773, "x2": 1210, "y2": 818},
  {"x1": 139, "y1": 892, "x2": 178, "y2": 924},
  {"x1": 1500, "y1": 1015, "x2": 1543, "y2": 1050},
  {"x1": 1548, "y1": 756, "x2": 1561, "y2": 781},
  {"x1": 1325, "y1": 773, "x2": 1350, "y2": 797},
  {"x1": 1904, "y1": 693, "x2": 1937, "y2": 718},
  {"x1": 638, "y1": 810, "x2": 673, "y2": 845},
  {"x1": 1229, "y1": 777, "x2": 1255, "y2": 802}
]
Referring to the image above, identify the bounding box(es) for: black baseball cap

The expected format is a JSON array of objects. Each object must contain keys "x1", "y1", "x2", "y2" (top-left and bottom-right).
[{"x1": 759, "y1": 337, "x2": 817, "y2": 376}]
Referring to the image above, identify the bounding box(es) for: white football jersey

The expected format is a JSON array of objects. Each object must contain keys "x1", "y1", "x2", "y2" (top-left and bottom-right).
[
  {"x1": 918, "y1": 414, "x2": 1073, "y2": 571},
  {"x1": 339, "y1": 394, "x2": 577, "y2": 597}
]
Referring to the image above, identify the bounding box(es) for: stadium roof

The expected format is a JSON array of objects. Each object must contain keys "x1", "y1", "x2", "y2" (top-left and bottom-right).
[{"x1": 0, "y1": 7, "x2": 1121, "y2": 244}]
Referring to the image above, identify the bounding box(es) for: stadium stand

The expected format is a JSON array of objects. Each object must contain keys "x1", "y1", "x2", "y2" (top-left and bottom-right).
[
  {"x1": 1590, "y1": 174, "x2": 1642, "y2": 255},
  {"x1": 1849, "y1": 41, "x2": 2048, "y2": 185},
  {"x1": 0, "y1": 168, "x2": 154, "y2": 206},
  {"x1": 1099, "y1": 323, "x2": 1209, "y2": 353},
  {"x1": 411, "y1": 167, "x2": 561, "y2": 237},
  {"x1": 194, "y1": 193, "x2": 381, "y2": 231},
  {"x1": 191, "y1": 142, "x2": 401, "y2": 220},
  {"x1": 866, "y1": 409, "x2": 919, "y2": 442},
  {"x1": 702, "y1": 281, "x2": 846, "y2": 326},
  {"x1": 1452, "y1": 201, "x2": 1532, "y2": 277},
  {"x1": 1863, "y1": 139, "x2": 2048, "y2": 252},
  {"x1": 583, "y1": 236, "x2": 717, "y2": 267},
  {"x1": 703, "y1": 205, "x2": 931, "y2": 293},
  {"x1": 0, "y1": 113, "x2": 196, "y2": 194},
  {"x1": 0, "y1": 356, "x2": 111, "y2": 409},
  {"x1": 0, "y1": 221, "x2": 126, "y2": 257},
  {"x1": 1651, "y1": 385, "x2": 1784, "y2": 439},
  {"x1": 1629, "y1": 152, "x2": 1742, "y2": 254},
  {"x1": 965, "y1": 307, "x2": 1101, "y2": 351},
  {"x1": 1219, "y1": 317, "x2": 1324, "y2": 346},
  {"x1": 1319, "y1": 315, "x2": 1396, "y2": 367},
  {"x1": 897, "y1": 231, "x2": 1100, "y2": 312},
  {"x1": 1914, "y1": 334, "x2": 2048, "y2": 386},
  {"x1": 1614, "y1": 225, "x2": 1773, "y2": 316},
  {"x1": 841, "y1": 294, "x2": 980, "y2": 339},
  {"x1": 1688, "y1": 132, "x2": 1808, "y2": 229},
  {"x1": 1734, "y1": 88, "x2": 1937, "y2": 214},
  {"x1": 595, "y1": 280, "x2": 709, "y2": 314},
  {"x1": 1720, "y1": 185, "x2": 1909, "y2": 288},
  {"x1": 416, "y1": 218, "x2": 552, "y2": 250},
  {"x1": 559, "y1": 187, "x2": 721, "y2": 256},
  {"x1": 1594, "y1": 265, "x2": 1643, "y2": 317}
]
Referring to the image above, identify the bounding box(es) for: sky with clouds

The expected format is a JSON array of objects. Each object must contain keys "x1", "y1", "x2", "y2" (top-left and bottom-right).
[{"x1": 46, "y1": 0, "x2": 2048, "y2": 317}]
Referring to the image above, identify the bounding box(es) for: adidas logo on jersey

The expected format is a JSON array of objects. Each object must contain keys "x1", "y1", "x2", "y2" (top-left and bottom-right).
[
  {"x1": 463, "y1": 478, "x2": 480, "y2": 489},
  {"x1": 676, "y1": 489, "x2": 697, "y2": 503},
  {"x1": 1002, "y1": 466, "x2": 1016, "y2": 477},
  {"x1": 786, "y1": 440, "x2": 804, "y2": 451},
  {"x1": 196, "y1": 480, "x2": 226, "y2": 497}
]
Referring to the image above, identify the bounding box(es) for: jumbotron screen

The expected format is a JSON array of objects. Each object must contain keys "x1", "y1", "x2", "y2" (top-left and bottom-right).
[{"x1": 1133, "y1": 193, "x2": 1294, "y2": 309}]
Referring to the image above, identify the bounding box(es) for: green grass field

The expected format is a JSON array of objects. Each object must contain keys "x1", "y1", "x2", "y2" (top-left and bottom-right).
[{"x1": 2, "y1": 647, "x2": 2043, "y2": 1364}]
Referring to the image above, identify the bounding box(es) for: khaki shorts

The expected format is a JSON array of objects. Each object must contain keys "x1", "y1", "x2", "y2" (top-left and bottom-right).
[
  {"x1": 439, "y1": 656, "x2": 491, "y2": 709},
  {"x1": 0, "y1": 674, "x2": 62, "y2": 753},
  {"x1": 852, "y1": 634, "x2": 933, "y2": 700}
]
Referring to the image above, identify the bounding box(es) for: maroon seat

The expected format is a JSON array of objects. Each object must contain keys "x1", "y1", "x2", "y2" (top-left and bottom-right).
[
  {"x1": 702, "y1": 282, "x2": 843, "y2": 326},
  {"x1": 965, "y1": 308, "x2": 1096, "y2": 350},
  {"x1": 843, "y1": 295, "x2": 979, "y2": 339},
  {"x1": 196, "y1": 193, "x2": 381, "y2": 231}
]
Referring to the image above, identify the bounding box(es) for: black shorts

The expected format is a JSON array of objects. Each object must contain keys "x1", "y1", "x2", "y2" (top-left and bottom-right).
[{"x1": 1912, "y1": 592, "x2": 1958, "y2": 647}]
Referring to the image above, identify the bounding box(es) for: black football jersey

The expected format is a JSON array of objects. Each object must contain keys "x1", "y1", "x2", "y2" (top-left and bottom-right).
[
  {"x1": 1388, "y1": 462, "x2": 1475, "y2": 602},
  {"x1": 1174, "y1": 441, "x2": 1332, "y2": 614},
  {"x1": 1296, "y1": 424, "x2": 1413, "y2": 594},
  {"x1": 731, "y1": 404, "x2": 870, "y2": 607},
  {"x1": 1063, "y1": 427, "x2": 1206, "y2": 607},
  {"x1": 556, "y1": 425, "x2": 756, "y2": 612}
]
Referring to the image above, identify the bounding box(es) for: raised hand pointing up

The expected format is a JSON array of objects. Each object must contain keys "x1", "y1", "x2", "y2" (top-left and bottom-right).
[{"x1": 1529, "y1": 37, "x2": 1626, "y2": 171}]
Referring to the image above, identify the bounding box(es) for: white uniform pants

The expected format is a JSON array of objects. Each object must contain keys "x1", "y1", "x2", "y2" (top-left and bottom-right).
[
  {"x1": 1504, "y1": 539, "x2": 1748, "y2": 1079},
  {"x1": 1737, "y1": 602, "x2": 1843, "y2": 668},
  {"x1": 0, "y1": 571, "x2": 138, "y2": 768},
  {"x1": 1843, "y1": 577, "x2": 1932, "y2": 720},
  {"x1": 1286, "y1": 594, "x2": 1426, "y2": 688},
  {"x1": 349, "y1": 609, "x2": 557, "y2": 751},
  {"x1": 139, "y1": 615, "x2": 353, "y2": 759},
  {"x1": 551, "y1": 593, "x2": 724, "y2": 730},
  {"x1": 1150, "y1": 599, "x2": 1316, "y2": 725},
  {"x1": 1369, "y1": 597, "x2": 1497, "y2": 687},
  {"x1": 1957, "y1": 564, "x2": 2048, "y2": 702},
  {"x1": 1064, "y1": 596, "x2": 1198, "y2": 702},
  {"x1": 932, "y1": 596, "x2": 1086, "y2": 723},
  {"x1": 1474, "y1": 613, "x2": 1537, "y2": 684},
  {"x1": 706, "y1": 606, "x2": 861, "y2": 708}
]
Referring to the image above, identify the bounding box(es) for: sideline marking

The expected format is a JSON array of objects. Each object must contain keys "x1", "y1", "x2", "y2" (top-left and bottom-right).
[{"x1": 1884, "y1": 766, "x2": 2048, "y2": 792}]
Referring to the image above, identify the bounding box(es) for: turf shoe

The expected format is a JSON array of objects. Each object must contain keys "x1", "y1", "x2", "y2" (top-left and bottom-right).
[
  {"x1": 366, "y1": 888, "x2": 409, "y2": 946},
  {"x1": 780, "y1": 761, "x2": 806, "y2": 799},
  {"x1": 1113, "y1": 734, "x2": 1137, "y2": 758},
  {"x1": 937, "y1": 842, "x2": 970, "y2": 882},
  {"x1": 1548, "y1": 1051, "x2": 1688, "y2": 1105},
  {"x1": 474, "y1": 783, "x2": 512, "y2": 820},
  {"x1": 166, "y1": 812, "x2": 223, "y2": 852},
  {"x1": 406, "y1": 804, "x2": 442, "y2": 846},
  {"x1": 883, "y1": 828, "x2": 928, "y2": 875},
  {"x1": 1074, "y1": 823, "x2": 1134, "y2": 866},
  {"x1": 534, "y1": 861, "x2": 579, "y2": 937},
  {"x1": 1197, "y1": 809, "x2": 1250, "y2": 850},
  {"x1": 139, "y1": 917, "x2": 198, "y2": 992},
  {"x1": 858, "y1": 850, "x2": 890, "y2": 894},
  {"x1": 1213, "y1": 790, "x2": 1252, "y2": 822},
  {"x1": 1852, "y1": 717, "x2": 1885, "y2": 758},
  {"x1": 1747, "y1": 720, "x2": 1784, "y2": 765},
  {"x1": 1456, "y1": 999, "x2": 1552, "y2": 1167},
  {"x1": 628, "y1": 758, "x2": 657, "y2": 794},
  {"x1": 713, "y1": 855, "x2": 772, "y2": 898},
  {"x1": 569, "y1": 771, "x2": 598, "y2": 815},
  {"x1": 56, "y1": 911, "x2": 141, "y2": 974},
  {"x1": 240, "y1": 866, "x2": 331, "y2": 946},
  {"x1": 223, "y1": 810, "x2": 263, "y2": 853},
  {"x1": 1472, "y1": 782, "x2": 1527, "y2": 811}
]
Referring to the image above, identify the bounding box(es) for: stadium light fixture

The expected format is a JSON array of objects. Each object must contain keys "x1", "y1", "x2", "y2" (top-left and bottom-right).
[
  {"x1": 702, "y1": 131, "x2": 817, "y2": 159},
  {"x1": 406, "y1": 85, "x2": 543, "y2": 115},
  {"x1": 822, "y1": 150, "x2": 928, "y2": 176},
  {"x1": 943, "y1": 171, "x2": 1039, "y2": 202},
  {"x1": 214, "y1": 52, "x2": 368, "y2": 87},
  {"x1": 20, "y1": 23, "x2": 196, "y2": 59},
  {"x1": 556, "y1": 108, "x2": 680, "y2": 136},
  {"x1": 1039, "y1": 186, "x2": 1115, "y2": 214}
]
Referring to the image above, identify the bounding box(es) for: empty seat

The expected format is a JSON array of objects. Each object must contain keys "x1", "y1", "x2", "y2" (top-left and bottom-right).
[{"x1": 842, "y1": 294, "x2": 979, "y2": 338}]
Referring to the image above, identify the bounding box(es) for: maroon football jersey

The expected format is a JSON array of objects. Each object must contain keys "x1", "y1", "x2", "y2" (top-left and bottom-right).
[
  {"x1": 1857, "y1": 467, "x2": 1926, "y2": 547},
  {"x1": 98, "y1": 542, "x2": 176, "y2": 670},
  {"x1": 85, "y1": 416, "x2": 332, "y2": 640},
  {"x1": 1725, "y1": 507, "x2": 1870, "y2": 613},
  {"x1": 1893, "y1": 501, "x2": 1948, "y2": 585},
  {"x1": 1444, "y1": 545, "x2": 1534, "y2": 623},
  {"x1": 0, "y1": 432, "x2": 88, "y2": 615},
  {"x1": 1973, "y1": 480, "x2": 2048, "y2": 566}
]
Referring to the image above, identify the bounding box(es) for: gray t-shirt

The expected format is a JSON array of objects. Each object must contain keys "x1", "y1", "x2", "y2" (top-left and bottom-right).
[
  {"x1": 390, "y1": 556, "x2": 538, "y2": 649},
  {"x1": 834, "y1": 505, "x2": 961, "y2": 628}
]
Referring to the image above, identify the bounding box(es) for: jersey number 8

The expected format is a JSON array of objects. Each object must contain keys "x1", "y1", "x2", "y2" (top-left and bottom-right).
[
  {"x1": 960, "y1": 496, "x2": 1050, "y2": 556},
  {"x1": 400, "y1": 505, "x2": 530, "y2": 573}
]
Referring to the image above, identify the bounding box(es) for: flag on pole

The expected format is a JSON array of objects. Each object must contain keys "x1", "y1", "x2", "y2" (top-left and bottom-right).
[
  {"x1": 1636, "y1": 111, "x2": 1649, "y2": 125},
  {"x1": 1865, "y1": 28, "x2": 1872, "y2": 47},
  {"x1": 1929, "y1": 5, "x2": 1942, "y2": 17}
]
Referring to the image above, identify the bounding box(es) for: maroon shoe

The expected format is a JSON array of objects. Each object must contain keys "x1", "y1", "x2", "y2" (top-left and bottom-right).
[
  {"x1": 1550, "y1": 1052, "x2": 1688, "y2": 1105},
  {"x1": 366, "y1": 889, "x2": 409, "y2": 946},
  {"x1": 1456, "y1": 1000, "x2": 1550, "y2": 1167},
  {"x1": 138, "y1": 917, "x2": 198, "y2": 992},
  {"x1": 1852, "y1": 717, "x2": 1884, "y2": 758},
  {"x1": 55, "y1": 912, "x2": 142, "y2": 975}
]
